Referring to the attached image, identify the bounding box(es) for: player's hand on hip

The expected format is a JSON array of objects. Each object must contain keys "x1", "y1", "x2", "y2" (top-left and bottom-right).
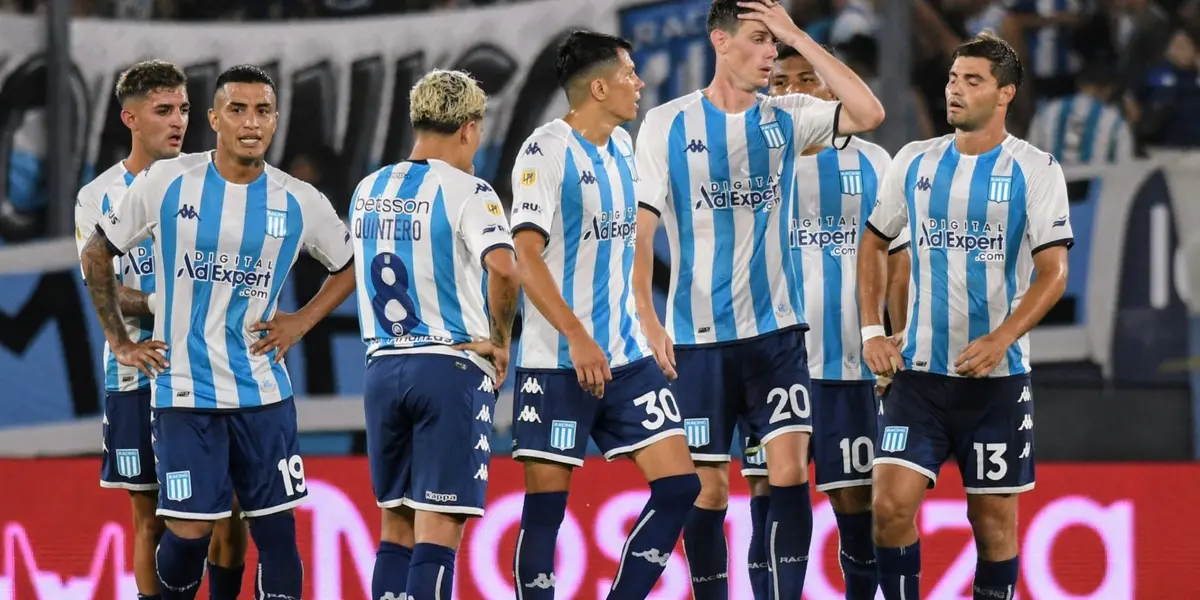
[
  {"x1": 249, "y1": 311, "x2": 311, "y2": 363},
  {"x1": 453, "y1": 339, "x2": 510, "y2": 390},
  {"x1": 112, "y1": 339, "x2": 169, "y2": 379},
  {"x1": 642, "y1": 321, "x2": 677, "y2": 380},
  {"x1": 568, "y1": 334, "x2": 612, "y2": 398},
  {"x1": 954, "y1": 332, "x2": 1011, "y2": 378},
  {"x1": 737, "y1": 1, "x2": 803, "y2": 44},
  {"x1": 863, "y1": 335, "x2": 904, "y2": 377}
]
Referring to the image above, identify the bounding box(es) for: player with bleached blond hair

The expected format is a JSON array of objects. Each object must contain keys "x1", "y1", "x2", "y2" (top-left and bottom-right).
[{"x1": 349, "y1": 68, "x2": 520, "y2": 600}]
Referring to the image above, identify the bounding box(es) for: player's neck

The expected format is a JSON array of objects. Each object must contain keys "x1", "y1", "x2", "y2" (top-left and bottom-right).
[
  {"x1": 562, "y1": 108, "x2": 618, "y2": 147},
  {"x1": 122, "y1": 144, "x2": 155, "y2": 176},
  {"x1": 953, "y1": 124, "x2": 1008, "y2": 156},
  {"x1": 704, "y1": 72, "x2": 758, "y2": 114},
  {"x1": 409, "y1": 138, "x2": 470, "y2": 173},
  {"x1": 211, "y1": 150, "x2": 264, "y2": 185}
]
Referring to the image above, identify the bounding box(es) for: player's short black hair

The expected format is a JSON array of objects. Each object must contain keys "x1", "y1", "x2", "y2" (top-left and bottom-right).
[
  {"x1": 555, "y1": 30, "x2": 633, "y2": 95},
  {"x1": 707, "y1": 0, "x2": 769, "y2": 33},
  {"x1": 952, "y1": 32, "x2": 1024, "y2": 90},
  {"x1": 114, "y1": 60, "x2": 187, "y2": 105},
  {"x1": 776, "y1": 44, "x2": 800, "y2": 61},
  {"x1": 214, "y1": 65, "x2": 276, "y2": 96}
]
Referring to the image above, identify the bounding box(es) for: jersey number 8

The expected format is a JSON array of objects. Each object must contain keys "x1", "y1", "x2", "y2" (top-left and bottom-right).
[{"x1": 634, "y1": 388, "x2": 682, "y2": 431}]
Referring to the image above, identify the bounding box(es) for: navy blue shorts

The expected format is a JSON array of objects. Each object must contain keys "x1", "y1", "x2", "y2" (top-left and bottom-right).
[
  {"x1": 672, "y1": 328, "x2": 812, "y2": 462},
  {"x1": 739, "y1": 381, "x2": 878, "y2": 492},
  {"x1": 364, "y1": 353, "x2": 497, "y2": 517},
  {"x1": 875, "y1": 371, "x2": 1035, "y2": 494},
  {"x1": 100, "y1": 388, "x2": 157, "y2": 491},
  {"x1": 511, "y1": 356, "x2": 684, "y2": 466},
  {"x1": 152, "y1": 399, "x2": 304, "y2": 520}
]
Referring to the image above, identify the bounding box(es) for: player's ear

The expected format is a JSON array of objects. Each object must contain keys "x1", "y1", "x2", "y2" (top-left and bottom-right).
[
  {"x1": 590, "y1": 78, "x2": 606, "y2": 102},
  {"x1": 207, "y1": 107, "x2": 218, "y2": 133},
  {"x1": 119, "y1": 107, "x2": 136, "y2": 131},
  {"x1": 997, "y1": 83, "x2": 1016, "y2": 107},
  {"x1": 710, "y1": 28, "x2": 729, "y2": 54}
]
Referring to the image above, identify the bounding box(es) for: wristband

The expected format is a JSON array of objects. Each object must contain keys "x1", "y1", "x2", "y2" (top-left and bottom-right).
[
  {"x1": 147, "y1": 292, "x2": 156, "y2": 315},
  {"x1": 861, "y1": 325, "x2": 886, "y2": 342}
]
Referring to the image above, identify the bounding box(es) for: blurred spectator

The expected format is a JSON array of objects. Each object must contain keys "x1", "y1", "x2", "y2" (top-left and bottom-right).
[
  {"x1": 1109, "y1": 0, "x2": 1173, "y2": 93},
  {"x1": 1135, "y1": 28, "x2": 1200, "y2": 147},
  {"x1": 1004, "y1": 0, "x2": 1087, "y2": 99},
  {"x1": 793, "y1": 0, "x2": 835, "y2": 44},
  {"x1": 1028, "y1": 63, "x2": 1135, "y2": 164},
  {"x1": 837, "y1": 34, "x2": 936, "y2": 142},
  {"x1": 829, "y1": 0, "x2": 878, "y2": 44}
]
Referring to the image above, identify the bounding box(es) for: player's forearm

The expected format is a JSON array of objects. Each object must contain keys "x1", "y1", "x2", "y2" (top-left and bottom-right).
[
  {"x1": 295, "y1": 264, "x2": 356, "y2": 332},
  {"x1": 856, "y1": 232, "x2": 891, "y2": 328},
  {"x1": 82, "y1": 232, "x2": 132, "y2": 348},
  {"x1": 517, "y1": 254, "x2": 589, "y2": 341},
  {"x1": 784, "y1": 32, "x2": 884, "y2": 132},
  {"x1": 486, "y1": 265, "x2": 519, "y2": 348},
  {"x1": 885, "y1": 250, "x2": 911, "y2": 332},
  {"x1": 993, "y1": 258, "x2": 1068, "y2": 345},
  {"x1": 632, "y1": 209, "x2": 663, "y2": 327},
  {"x1": 118, "y1": 285, "x2": 153, "y2": 317}
]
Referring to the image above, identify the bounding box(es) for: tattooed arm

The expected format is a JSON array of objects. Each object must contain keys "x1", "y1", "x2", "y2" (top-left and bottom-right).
[
  {"x1": 483, "y1": 246, "x2": 519, "y2": 388},
  {"x1": 118, "y1": 285, "x2": 153, "y2": 317},
  {"x1": 82, "y1": 227, "x2": 132, "y2": 348}
]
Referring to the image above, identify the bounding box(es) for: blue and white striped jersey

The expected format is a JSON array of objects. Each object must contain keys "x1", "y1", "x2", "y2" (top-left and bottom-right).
[
  {"x1": 510, "y1": 120, "x2": 649, "y2": 370},
  {"x1": 76, "y1": 162, "x2": 154, "y2": 393},
  {"x1": 350, "y1": 159, "x2": 514, "y2": 381},
  {"x1": 1007, "y1": 0, "x2": 1082, "y2": 79},
  {"x1": 99, "y1": 152, "x2": 354, "y2": 410},
  {"x1": 635, "y1": 90, "x2": 841, "y2": 346},
  {"x1": 1027, "y1": 93, "x2": 1133, "y2": 166},
  {"x1": 867, "y1": 135, "x2": 1074, "y2": 378},
  {"x1": 792, "y1": 137, "x2": 909, "y2": 381}
]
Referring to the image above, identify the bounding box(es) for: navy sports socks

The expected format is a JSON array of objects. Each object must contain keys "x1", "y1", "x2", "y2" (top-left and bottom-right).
[
  {"x1": 138, "y1": 594, "x2": 163, "y2": 600},
  {"x1": 766, "y1": 484, "x2": 813, "y2": 598},
  {"x1": 877, "y1": 541, "x2": 922, "y2": 600},
  {"x1": 248, "y1": 512, "x2": 303, "y2": 600},
  {"x1": 406, "y1": 543, "x2": 456, "y2": 600},
  {"x1": 372, "y1": 541, "x2": 413, "y2": 600},
  {"x1": 206, "y1": 561, "x2": 243, "y2": 600},
  {"x1": 513, "y1": 491, "x2": 569, "y2": 599},
  {"x1": 155, "y1": 529, "x2": 210, "y2": 600},
  {"x1": 835, "y1": 511, "x2": 879, "y2": 600},
  {"x1": 607, "y1": 473, "x2": 700, "y2": 599},
  {"x1": 973, "y1": 556, "x2": 1018, "y2": 600},
  {"x1": 747, "y1": 495, "x2": 772, "y2": 600},
  {"x1": 682, "y1": 506, "x2": 729, "y2": 599}
]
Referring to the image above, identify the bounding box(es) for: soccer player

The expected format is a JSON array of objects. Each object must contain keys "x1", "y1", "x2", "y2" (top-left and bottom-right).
[
  {"x1": 858, "y1": 33, "x2": 1072, "y2": 600},
  {"x1": 350, "y1": 69, "x2": 520, "y2": 600},
  {"x1": 73, "y1": 59, "x2": 247, "y2": 600},
  {"x1": 80, "y1": 65, "x2": 355, "y2": 600},
  {"x1": 735, "y1": 45, "x2": 911, "y2": 600},
  {"x1": 632, "y1": 1, "x2": 884, "y2": 597},
  {"x1": 509, "y1": 30, "x2": 700, "y2": 599}
]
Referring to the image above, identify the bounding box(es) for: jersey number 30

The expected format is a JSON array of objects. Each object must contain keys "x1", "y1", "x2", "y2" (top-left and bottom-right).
[{"x1": 635, "y1": 389, "x2": 682, "y2": 431}]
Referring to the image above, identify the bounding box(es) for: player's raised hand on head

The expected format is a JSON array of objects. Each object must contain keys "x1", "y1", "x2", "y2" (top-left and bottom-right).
[
  {"x1": 737, "y1": 1, "x2": 803, "y2": 44},
  {"x1": 112, "y1": 339, "x2": 169, "y2": 380},
  {"x1": 642, "y1": 320, "x2": 677, "y2": 380},
  {"x1": 954, "y1": 332, "x2": 1012, "y2": 378},
  {"x1": 250, "y1": 311, "x2": 312, "y2": 363},
  {"x1": 863, "y1": 335, "x2": 904, "y2": 377},
  {"x1": 568, "y1": 333, "x2": 612, "y2": 398},
  {"x1": 453, "y1": 339, "x2": 510, "y2": 390}
]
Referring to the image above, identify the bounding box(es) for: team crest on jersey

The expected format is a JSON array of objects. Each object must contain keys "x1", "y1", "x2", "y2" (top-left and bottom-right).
[
  {"x1": 684, "y1": 418, "x2": 710, "y2": 448},
  {"x1": 880, "y1": 426, "x2": 909, "y2": 453},
  {"x1": 760, "y1": 121, "x2": 786, "y2": 149},
  {"x1": 165, "y1": 471, "x2": 193, "y2": 501},
  {"x1": 485, "y1": 199, "x2": 503, "y2": 216},
  {"x1": 550, "y1": 420, "x2": 577, "y2": 451},
  {"x1": 988, "y1": 176, "x2": 1012, "y2": 203},
  {"x1": 115, "y1": 449, "x2": 141, "y2": 478},
  {"x1": 266, "y1": 209, "x2": 288, "y2": 238},
  {"x1": 521, "y1": 168, "x2": 537, "y2": 187},
  {"x1": 839, "y1": 170, "x2": 863, "y2": 195}
]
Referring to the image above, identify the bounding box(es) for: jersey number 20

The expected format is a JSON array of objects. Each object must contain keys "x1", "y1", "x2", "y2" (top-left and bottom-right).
[{"x1": 767, "y1": 384, "x2": 811, "y2": 424}]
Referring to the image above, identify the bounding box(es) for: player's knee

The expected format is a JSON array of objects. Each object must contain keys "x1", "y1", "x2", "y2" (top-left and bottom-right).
[
  {"x1": 828, "y1": 486, "x2": 873, "y2": 515},
  {"x1": 966, "y1": 498, "x2": 1018, "y2": 556},
  {"x1": 651, "y1": 472, "x2": 701, "y2": 510},
  {"x1": 133, "y1": 511, "x2": 164, "y2": 544},
  {"x1": 871, "y1": 492, "x2": 917, "y2": 534},
  {"x1": 694, "y1": 464, "x2": 730, "y2": 509},
  {"x1": 747, "y1": 475, "x2": 771, "y2": 498},
  {"x1": 248, "y1": 511, "x2": 300, "y2": 563},
  {"x1": 210, "y1": 516, "x2": 249, "y2": 560}
]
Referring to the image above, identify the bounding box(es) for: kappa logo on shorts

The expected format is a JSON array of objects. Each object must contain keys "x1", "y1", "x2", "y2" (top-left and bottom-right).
[
  {"x1": 1018, "y1": 386, "x2": 1031, "y2": 403},
  {"x1": 684, "y1": 418, "x2": 710, "y2": 448},
  {"x1": 476, "y1": 404, "x2": 492, "y2": 423},
  {"x1": 115, "y1": 449, "x2": 141, "y2": 478},
  {"x1": 550, "y1": 420, "x2": 577, "y2": 451},
  {"x1": 475, "y1": 434, "x2": 491, "y2": 452},
  {"x1": 474, "y1": 464, "x2": 489, "y2": 481},
  {"x1": 520, "y1": 377, "x2": 544, "y2": 395},
  {"x1": 880, "y1": 426, "x2": 909, "y2": 453},
  {"x1": 164, "y1": 471, "x2": 193, "y2": 501},
  {"x1": 479, "y1": 376, "x2": 495, "y2": 394},
  {"x1": 518, "y1": 405, "x2": 542, "y2": 423}
]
